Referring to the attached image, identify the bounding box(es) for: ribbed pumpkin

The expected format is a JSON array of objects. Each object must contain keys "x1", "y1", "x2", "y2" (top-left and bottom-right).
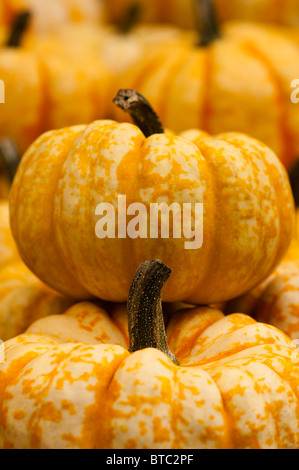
[
  {"x1": 23, "y1": 19, "x2": 195, "y2": 120},
  {"x1": 112, "y1": 1, "x2": 299, "y2": 169},
  {"x1": 0, "y1": 200, "x2": 74, "y2": 341},
  {"x1": 9, "y1": 90, "x2": 295, "y2": 305},
  {"x1": 104, "y1": 0, "x2": 299, "y2": 29},
  {"x1": 1, "y1": 260, "x2": 299, "y2": 449},
  {"x1": 0, "y1": 12, "x2": 111, "y2": 154}
]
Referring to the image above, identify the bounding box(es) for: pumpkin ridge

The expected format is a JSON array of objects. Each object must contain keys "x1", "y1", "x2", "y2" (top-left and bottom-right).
[
  {"x1": 180, "y1": 316, "x2": 291, "y2": 366},
  {"x1": 209, "y1": 365, "x2": 273, "y2": 448},
  {"x1": 49, "y1": 127, "x2": 94, "y2": 298}
]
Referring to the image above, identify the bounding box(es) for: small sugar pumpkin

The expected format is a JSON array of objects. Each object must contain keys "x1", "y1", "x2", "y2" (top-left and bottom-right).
[
  {"x1": 112, "y1": 0, "x2": 299, "y2": 169},
  {"x1": 9, "y1": 90, "x2": 295, "y2": 304},
  {"x1": 0, "y1": 12, "x2": 112, "y2": 154},
  {"x1": 1, "y1": 260, "x2": 299, "y2": 449}
]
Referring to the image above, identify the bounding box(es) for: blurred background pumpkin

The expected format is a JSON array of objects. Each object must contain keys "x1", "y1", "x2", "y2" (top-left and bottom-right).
[
  {"x1": 0, "y1": 11, "x2": 112, "y2": 155},
  {"x1": 111, "y1": 1, "x2": 299, "y2": 169}
]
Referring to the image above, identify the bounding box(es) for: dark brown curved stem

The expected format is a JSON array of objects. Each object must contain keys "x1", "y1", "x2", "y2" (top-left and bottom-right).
[
  {"x1": 117, "y1": 3, "x2": 141, "y2": 34},
  {"x1": 128, "y1": 260, "x2": 180, "y2": 365},
  {"x1": 194, "y1": 0, "x2": 221, "y2": 47},
  {"x1": 113, "y1": 89, "x2": 164, "y2": 137},
  {"x1": 288, "y1": 159, "x2": 299, "y2": 208},
  {"x1": 6, "y1": 11, "x2": 31, "y2": 47},
  {"x1": 0, "y1": 139, "x2": 20, "y2": 183}
]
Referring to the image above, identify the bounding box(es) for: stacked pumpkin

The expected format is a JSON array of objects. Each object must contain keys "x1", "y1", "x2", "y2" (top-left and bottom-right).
[
  {"x1": 110, "y1": 0, "x2": 299, "y2": 170},
  {"x1": 1, "y1": 0, "x2": 299, "y2": 450}
]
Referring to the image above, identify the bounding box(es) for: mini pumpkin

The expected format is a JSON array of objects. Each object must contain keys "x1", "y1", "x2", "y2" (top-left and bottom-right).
[
  {"x1": 0, "y1": 12, "x2": 112, "y2": 154},
  {"x1": 9, "y1": 90, "x2": 295, "y2": 305},
  {"x1": 112, "y1": 0, "x2": 299, "y2": 169},
  {"x1": 1, "y1": 260, "x2": 299, "y2": 449}
]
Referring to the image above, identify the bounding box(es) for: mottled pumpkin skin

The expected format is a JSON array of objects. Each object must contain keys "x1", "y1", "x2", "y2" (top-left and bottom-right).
[
  {"x1": 0, "y1": 201, "x2": 74, "y2": 340},
  {"x1": 113, "y1": 22, "x2": 299, "y2": 169},
  {"x1": 224, "y1": 240, "x2": 299, "y2": 339},
  {"x1": 10, "y1": 123, "x2": 294, "y2": 304},
  {"x1": 105, "y1": 0, "x2": 299, "y2": 29},
  {"x1": 1, "y1": 302, "x2": 299, "y2": 449}
]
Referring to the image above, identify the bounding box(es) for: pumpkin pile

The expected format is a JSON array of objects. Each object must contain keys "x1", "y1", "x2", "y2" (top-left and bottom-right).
[{"x1": 1, "y1": 0, "x2": 299, "y2": 450}]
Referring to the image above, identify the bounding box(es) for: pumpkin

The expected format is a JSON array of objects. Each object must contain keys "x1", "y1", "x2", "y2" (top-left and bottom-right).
[
  {"x1": 104, "y1": 0, "x2": 299, "y2": 30},
  {"x1": 0, "y1": 0, "x2": 104, "y2": 34},
  {"x1": 0, "y1": 199, "x2": 75, "y2": 341},
  {"x1": 23, "y1": 19, "x2": 195, "y2": 120},
  {"x1": 1, "y1": 259, "x2": 299, "y2": 449},
  {"x1": 9, "y1": 89, "x2": 295, "y2": 305},
  {"x1": 0, "y1": 12, "x2": 112, "y2": 154},
  {"x1": 112, "y1": 0, "x2": 299, "y2": 169}
]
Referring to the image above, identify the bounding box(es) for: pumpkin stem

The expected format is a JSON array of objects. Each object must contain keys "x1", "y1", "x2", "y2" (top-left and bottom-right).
[
  {"x1": 288, "y1": 160, "x2": 299, "y2": 208},
  {"x1": 6, "y1": 11, "x2": 31, "y2": 47},
  {"x1": 117, "y1": 3, "x2": 141, "y2": 34},
  {"x1": 194, "y1": 0, "x2": 221, "y2": 47},
  {"x1": 127, "y1": 260, "x2": 180, "y2": 365},
  {"x1": 0, "y1": 139, "x2": 20, "y2": 184},
  {"x1": 113, "y1": 89, "x2": 164, "y2": 137}
]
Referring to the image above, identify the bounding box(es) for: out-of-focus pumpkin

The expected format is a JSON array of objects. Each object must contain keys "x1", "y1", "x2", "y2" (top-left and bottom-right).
[
  {"x1": 9, "y1": 90, "x2": 295, "y2": 305},
  {"x1": 23, "y1": 17, "x2": 196, "y2": 120},
  {"x1": 0, "y1": 199, "x2": 75, "y2": 341},
  {"x1": 1, "y1": 259, "x2": 299, "y2": 449},
  {"x1": 0, "y1": 12, "x2": 112, "y2": 154},
  {"x1": 98, "y1": 23, "x2": 195, "y2": 115},
  {"x1": 104, "y1": 0, "x2": 299, "y2": 29},
  {"x1": 112, "y1": 1, "x2": 299, "y2": 169}
]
